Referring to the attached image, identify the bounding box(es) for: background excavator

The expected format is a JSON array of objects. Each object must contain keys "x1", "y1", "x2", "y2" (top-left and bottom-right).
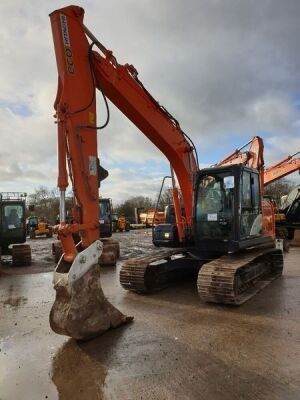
[
  {"x1": 264, "y1": 151, "x2": 300, "y2": 185},
  {"x1": 209, "y1": 141, "x2": 300, "y2": 250},
  {"x1": 0, "y1": 192, "x2": 31, "y2": 266},
  {"x1": 52, "y1": 197, "x2": 120, "y2": 264},
  {"x1": 263, "y1": 151, "x2": 300, "y2": 245},
  {"x1": 280, "y1": 186, "x2": 300, "y2": 240},
  {"x1": 49, "y1": 6, "x2": 283, "y2": 340}
]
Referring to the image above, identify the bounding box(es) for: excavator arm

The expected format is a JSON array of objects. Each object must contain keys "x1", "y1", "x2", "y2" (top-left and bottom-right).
[
  {"x1": 214, "y1": 136, "x2": 265, "y2": 192},
  {"x1": 216, "y1": 139, "x2": 300, "y2": 187},
  {"x1": 49, "y1": 6, "x2": 133, "y2": 340},
  {"x1": 215, "y1": 136, "x2": 264, "y2": 170},
  {"x1": 264, "y1": 151, "x2": 300, "y2": 185}
]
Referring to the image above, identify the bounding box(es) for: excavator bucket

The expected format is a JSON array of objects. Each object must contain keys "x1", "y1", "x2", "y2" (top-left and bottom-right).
[{"x1": 49, "y1": 240, "x2": 133, "y2": 340}]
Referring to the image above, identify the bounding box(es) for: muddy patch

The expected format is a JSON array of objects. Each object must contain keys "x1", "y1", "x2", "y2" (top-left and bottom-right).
[{"x1": 3, "y1": 296, "x2": 27, "y2": 308}]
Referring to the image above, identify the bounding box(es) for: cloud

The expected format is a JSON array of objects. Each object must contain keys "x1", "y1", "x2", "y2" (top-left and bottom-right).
[
  {"x1": 247, "y1": 94, "x2": 297, "y2": 133},
  {"x1": 0, "y1": 0, "x2": 300, "y2": 202}
]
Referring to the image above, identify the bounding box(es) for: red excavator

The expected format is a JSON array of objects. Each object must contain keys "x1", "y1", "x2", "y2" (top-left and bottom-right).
[{"x1": 49, "y1": 6, "x2": 283, "y2": 340}]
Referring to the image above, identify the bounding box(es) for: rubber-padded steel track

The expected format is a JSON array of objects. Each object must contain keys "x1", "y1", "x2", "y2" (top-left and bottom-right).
[
  {"x1": 120, "y1": 249, "x2": 187, "y2": 293},
  {"x1": 197, "y1": 247, "x2": 283, "y2": 305}
]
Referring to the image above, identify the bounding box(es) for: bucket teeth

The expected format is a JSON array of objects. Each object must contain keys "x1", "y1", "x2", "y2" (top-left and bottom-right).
[{"x1": 49, "y1": 263, "x2": 133, "y2": 340}]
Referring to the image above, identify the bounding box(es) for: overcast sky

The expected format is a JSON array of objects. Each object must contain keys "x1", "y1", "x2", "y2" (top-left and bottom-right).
[{"x1": 0, "y1": 0, "x2": 299, "y2": 203}]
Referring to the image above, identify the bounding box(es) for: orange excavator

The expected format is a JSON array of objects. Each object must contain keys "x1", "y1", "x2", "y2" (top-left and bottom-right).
[
  {"x1": 212, "y1": 139, "x2": 300, "y2": 187},
  {"x1": 264, "y1": 152, "x2": 300, "y2": 245},
  {"x1": 49, "y1": 6, "x2": 283, "y2": 340},
  {"x1": 264, "y1": 151, "x2": 300, "y2": 186}
]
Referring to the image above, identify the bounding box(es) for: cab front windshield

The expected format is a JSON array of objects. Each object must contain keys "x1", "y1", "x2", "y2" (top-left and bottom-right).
[
  {"x1": 196, "y1": 172, "x2": 235, "y2": 239},
  {"x1": 3, "y1": 204, "x2": 24, "y2": 230},
  {"x1": 197, "y1": 173, "x2": 234, "y2": 215}
]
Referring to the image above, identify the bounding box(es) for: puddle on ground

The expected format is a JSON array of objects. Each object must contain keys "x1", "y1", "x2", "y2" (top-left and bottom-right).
[{"x1": 51, "y1": 340, "x2": 106, "y2": 400}]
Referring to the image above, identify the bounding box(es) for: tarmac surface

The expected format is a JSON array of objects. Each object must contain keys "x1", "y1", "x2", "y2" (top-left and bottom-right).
[{"x1": 0, "y1": 230, "x2": 300, "y2": 400}]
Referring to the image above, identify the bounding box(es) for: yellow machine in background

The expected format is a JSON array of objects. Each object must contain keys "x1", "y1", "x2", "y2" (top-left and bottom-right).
[
  {"x1": 112, "y1": 214, "x2": 130, "y2": 232},
  {"x1": 27, "y1": 216, "x2": 53, "y2": 239}
]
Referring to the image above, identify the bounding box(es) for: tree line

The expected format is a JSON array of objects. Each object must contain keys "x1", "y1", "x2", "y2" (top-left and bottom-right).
[
  {"x1": 27, "y1": 179, "x2": 295, "y2": 224},
  {"x1": 26, "y1": 186, "x2": 173, "y2": 224}
]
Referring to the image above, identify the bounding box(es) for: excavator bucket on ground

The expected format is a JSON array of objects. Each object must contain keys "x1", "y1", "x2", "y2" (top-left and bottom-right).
[{"x1": 49, "y1": 240, "x2": 133, "y2": 340}]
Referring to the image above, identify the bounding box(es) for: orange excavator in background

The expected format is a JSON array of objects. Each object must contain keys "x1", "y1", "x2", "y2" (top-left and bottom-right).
[
  {"x1": 264, "y1": 152, "x2": 300, "y2": 245},
  {"x1": 264, "y1": 151, "x2": 300, "y2": 186},
  {"x1": 262, "y1": 151, "x2": 300, "y2": 248},
  {"x1": 211, "y1": 139, "x2": 300, "y2": 250},
  {"x1": 212, "y1": 141, "x2": 300, "y2": 191},
  {"x1": 213, "y1": 136, "x2": 264, "y2": 170},
  {"x1": 49, "y1": 6, "x2": 283, "y2": 340},
  {"x1": 213, "y1": 142, "x2": 300, "y2": 187}
]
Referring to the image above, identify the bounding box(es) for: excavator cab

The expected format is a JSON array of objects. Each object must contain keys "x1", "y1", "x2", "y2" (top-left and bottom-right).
[
  {"x1": 0, "y1": 199, "x2": 26, "y2": 251},
  {"x1": 99, "y1": 198, "x2": 113, "y2": 238},
  {"x1": 278, "y1": 188, "x2": 300, "y2": 240},
  {"x1": 0, "y1": 192, "x2": 31, "y2": 266},
  {"x1": 194, "y1": 165, "x2": 273, "y2": 254},
  {"x1": 285, "y1": 189, "x2": 300, "y2": 224}
]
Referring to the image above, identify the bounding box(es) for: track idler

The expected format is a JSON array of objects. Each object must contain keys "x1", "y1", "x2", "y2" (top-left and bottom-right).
[{"x1": 49, "y1": 240, "x2": 133, "y2": 340}]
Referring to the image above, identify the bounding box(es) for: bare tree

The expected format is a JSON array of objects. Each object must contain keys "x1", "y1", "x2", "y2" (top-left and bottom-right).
[
  {"x1": 155, "y1": 188, "x2": 173, "y2": 210},
  {"x1": 265, "y1": 179, "x2": 294, "y2": 203},
  {"x1": 27, "y1": 186, "x2": 73, "y2": 224},
  {"x1": 114, "y1": 196, "x2": 155, "y2": 221}
]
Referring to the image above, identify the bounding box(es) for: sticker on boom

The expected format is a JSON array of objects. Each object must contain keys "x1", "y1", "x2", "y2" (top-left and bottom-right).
[
  {"x1": 60, "y1": 14, "x2": 71, "y2": 46},
  {"x1": 89, "y1": 156, "x2": 97, "y2": 176},
  {"x1": 60, "y1": 14, "x2": 75, "y2": 75}
]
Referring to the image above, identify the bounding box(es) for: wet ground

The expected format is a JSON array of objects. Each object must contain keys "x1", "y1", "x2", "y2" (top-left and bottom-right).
[
  {"x1": 0, "y1": 236, "x2": 55, "y2": 276},
  {"x1": 0, "y1": 230, "x2": 300, "y2": 399}
]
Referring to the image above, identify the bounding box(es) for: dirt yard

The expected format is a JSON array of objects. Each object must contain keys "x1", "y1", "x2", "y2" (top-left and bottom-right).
[{"x1": 0, "y1": 230, "x2": 300, "y2": 399}]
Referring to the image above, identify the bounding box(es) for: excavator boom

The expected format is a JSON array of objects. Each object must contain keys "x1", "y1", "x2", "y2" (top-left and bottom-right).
[
  {"x1": 215, "y1": 136, "x2": 264, "y2": 170},
  {"x1": 264, "y1": 151, "x2": 300, "y2": 185},
  {"x1": 215, "y1": 136, "x2": 265, "y2": 192}
]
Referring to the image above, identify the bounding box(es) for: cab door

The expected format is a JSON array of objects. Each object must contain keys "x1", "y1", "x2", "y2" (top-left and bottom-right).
[{"x1": 240, "y1": 171, "x2": 262, "y2": 239}]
